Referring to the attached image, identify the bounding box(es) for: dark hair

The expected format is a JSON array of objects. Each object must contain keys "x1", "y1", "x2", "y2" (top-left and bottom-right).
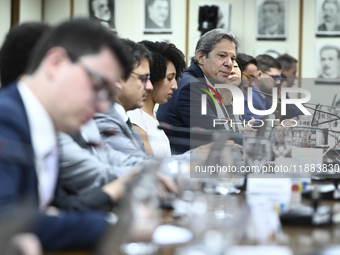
[
  {"x1": 191, "y1": 28, "x2": 239, "y2": 65},
  {"x1": 119, "y1": 39, "x2": 152, "y2": 81},
  {"x1": 139, "y1": 40, "x2": 186, "y2": 84},
  {"x1": 236, "y1": 53, "x2": 257, "y2": 72},
  {"x1": 322, "y1": 0, "x2": 340, "y2": 12},
  {"x1": 276, "y1": 54, "x2": 297, "y2": 71},
  {"x1": 233, "y1": 59, "x2": 246, "y2": 94},
  {"x1": 263, "y1": 1, "x2": 282, "y2": 12},
  {"x1": 320, "y1": 45, "x2": 340, "y2": 58},
  {"x1": 256, "y1": 54, "x2": 282, "y2": 72},
  {"x1": 25, "y1": 18, "x2": 133, "y2": 80},
  {"x1": 0, "y1": 22, "x2": 51, "y2": 87}
]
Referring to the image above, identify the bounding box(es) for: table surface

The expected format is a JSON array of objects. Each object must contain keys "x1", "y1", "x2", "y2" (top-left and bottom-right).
[{"x1": 45, "y1": 195, "x2": 340, "y2": 255}]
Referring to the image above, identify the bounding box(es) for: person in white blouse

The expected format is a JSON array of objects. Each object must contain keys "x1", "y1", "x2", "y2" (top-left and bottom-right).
[{"x1": 128, "y1": 41, "x2": 186, "y2": 158}]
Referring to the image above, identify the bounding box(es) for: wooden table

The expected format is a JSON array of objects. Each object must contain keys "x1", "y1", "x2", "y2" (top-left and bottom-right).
[{"x1": 45, "y1": 196, "x2": 340, "y2": 255}]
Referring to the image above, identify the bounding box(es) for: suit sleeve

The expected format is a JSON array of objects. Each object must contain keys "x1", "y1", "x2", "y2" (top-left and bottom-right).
[
  {"x1": 59, "y1": 132, "x2": 118, "y2": 193},
  {"x1": 33, "y1": 210, "x2": 109, "y2": 251},
  {"x1": 53, "y1": 185, "x2": 115, "y2": 211}
]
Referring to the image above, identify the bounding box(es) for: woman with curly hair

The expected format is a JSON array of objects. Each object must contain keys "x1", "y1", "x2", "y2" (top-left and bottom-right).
[{"x1": 127, "y1": 41, "x2": 186, "y2": 157}]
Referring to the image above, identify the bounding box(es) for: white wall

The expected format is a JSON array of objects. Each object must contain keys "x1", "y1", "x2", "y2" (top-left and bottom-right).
[
  {"x1": 0, "y1": 0, "x2": 11, "y2": 46},
  {"x1": 72, "y1": 0, "x2": 187, "y2": 57},
  {"x1": 20, "y1": 0, "x2": 41, "y2": 22},
  {"x1": 0, "y1": 0, "x2": 339, "y2": 105},
  {"x1": 44, "y1": 0, "x2": 70, "y2": 25}
]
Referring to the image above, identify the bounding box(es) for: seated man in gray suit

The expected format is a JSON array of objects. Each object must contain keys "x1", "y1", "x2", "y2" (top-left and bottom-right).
[
  {"x1": 95, "y1": 39, "x2": 154, "y2": 156},
  {"x1": 57, "y1": 40, "x2": 156, "y2": 210}
]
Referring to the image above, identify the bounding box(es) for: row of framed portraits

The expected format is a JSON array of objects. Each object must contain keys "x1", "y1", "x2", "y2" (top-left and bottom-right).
[
  {"x1": 257, "y1": 41, "x2": 340, "y2": 84},
  {"x1": 257, "y1": 0, "x2": 340, "y2": 40},
  {"x1": 88, "y1": 0, "x2": 172, "y2": 34},
  {"x1": 89, "y1": 0, "x2": 340, "y2": 38}
]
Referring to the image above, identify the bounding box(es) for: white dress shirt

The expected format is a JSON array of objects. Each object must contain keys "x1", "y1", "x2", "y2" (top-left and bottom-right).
[
  {"x1": 114, "y1": 103, "x2": 129, "y2": 123},
  {"x1": 17, "y1": 81, "x2": 58, "y2": 210}
]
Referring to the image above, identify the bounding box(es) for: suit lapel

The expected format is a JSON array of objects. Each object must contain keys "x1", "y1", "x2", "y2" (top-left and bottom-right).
[{"x1": 111, "y1": 107, "x2": 145, "y2": 152}]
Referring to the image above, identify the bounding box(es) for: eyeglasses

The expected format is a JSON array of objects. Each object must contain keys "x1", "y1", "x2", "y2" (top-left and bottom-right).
[
  {"x1": 131, "y1": 71, "x2": 151, "y2": 87},
  {"x1": 262, "y1": 71, "x2": 282, "y2": 84},
  {"x1": 77, "y1": 62, "x2": 112, "y2": 101},
  {"x1": 242, "y1": 72, "x2": 256, "y2": 79}
]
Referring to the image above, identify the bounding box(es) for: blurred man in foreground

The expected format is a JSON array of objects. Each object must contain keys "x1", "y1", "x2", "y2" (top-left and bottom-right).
[{"x1": 0, "y1": 18, "x2": 131, "y2": 252}]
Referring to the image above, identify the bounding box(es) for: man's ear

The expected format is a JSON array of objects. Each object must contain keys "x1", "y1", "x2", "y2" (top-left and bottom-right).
[
  {"x1": 43, "y1": 47, "x2": 69, "y2": 79},
  {"x1": 257, "y1": 70, "x2": 262, "y2": 78},
  {"x1": 114, "y1": 79, "x2": 123, "y2": 91},
  {"x1": 195, "y1": 51, "x2": 205, "y2": 66}
]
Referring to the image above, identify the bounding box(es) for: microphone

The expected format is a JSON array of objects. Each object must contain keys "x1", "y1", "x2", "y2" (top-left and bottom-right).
[{"x1": 158, "y1": 122, "x2": 215, "y2": 136}]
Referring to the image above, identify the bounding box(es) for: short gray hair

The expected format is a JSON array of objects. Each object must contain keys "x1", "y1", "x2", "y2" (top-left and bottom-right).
[{"x1": 191, "y1": 28, "x2": 239, "y2": 65}]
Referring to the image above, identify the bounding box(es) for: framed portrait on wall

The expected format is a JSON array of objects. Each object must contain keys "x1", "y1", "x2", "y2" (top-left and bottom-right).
[
  {"x1": 315, "y1": 42, "x2": 340, "y2": 84},
  {"x1": 256, "y1": 0, "x2": 286, "y2": 40},
  {"x1": 198, "y1": 2, "x2": 230, "y2": 36},
  {"x1": 316, "y1": 0, "x2": 340, "y2": 36},
  {"x1": 88, "y1": 0, "x2": 116, "y2": 32},
  {"x1": 144, "y1": 0, "x2": 172, "y2": 34}
]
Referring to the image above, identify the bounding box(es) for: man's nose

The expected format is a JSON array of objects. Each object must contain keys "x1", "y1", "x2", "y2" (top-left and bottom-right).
[
  {"x1": 223, "y1": 58, "x2": 233, "y2": 67},
  {"x1": 145, "y1": 79, "x2": 153, "y2": 91}
]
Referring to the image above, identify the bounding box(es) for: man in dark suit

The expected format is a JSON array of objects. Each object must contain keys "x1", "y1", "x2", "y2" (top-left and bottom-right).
[
  {"x1": 96, "y1": 39, "x2": 154, "y2": 156},
  {"x1": 157, "y1": 28, "x2": 243, "y2": 154},
  {"x1": 318, "y1": 0, "x2": 340, "y2": 31},
  {"x1": 0, "y1": 18, "x2": 133, "y2": 252}
]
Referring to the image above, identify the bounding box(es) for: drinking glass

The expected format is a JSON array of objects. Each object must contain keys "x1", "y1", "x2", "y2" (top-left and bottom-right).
[
  {"x1": 272, "y1": 129, "x2": 293, "y2": 158},
  {"x1": 243, "y1": 136, "x2": 272, "y2": 172}
]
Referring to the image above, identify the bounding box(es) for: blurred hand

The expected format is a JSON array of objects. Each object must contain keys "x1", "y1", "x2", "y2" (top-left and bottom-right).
[
  {"x1": 241, "y1": 117, "x2": 257, "y2": 135},
  {"x1": 102, "y1": 170, "x2": 140, "y2": 202},
  {"x1": 10, "y1": 233, "x2": 42, "y2": 255},
  {"x1": 157, "y1": 173, "x2": 177, "y2": 193}
]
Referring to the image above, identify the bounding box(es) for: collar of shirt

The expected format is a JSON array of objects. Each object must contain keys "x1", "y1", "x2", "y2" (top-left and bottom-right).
[
  {"x1": 204, "y1": 75, "x2": 213, "y2": 88},
  {"x1": 114, "y1": 103, "x2": 129, "y2": 123},
  {"x1": 80, "y1": 119, "x2": 102, "y2": 144},
  {"x1": 17, "y1": 81, "x2": 57, "y2": 157}
]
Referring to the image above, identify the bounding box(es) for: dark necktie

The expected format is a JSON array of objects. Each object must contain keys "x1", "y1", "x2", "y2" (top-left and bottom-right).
[{"x1": 126, "y1": 118, "x2": 134, "y2": 134}]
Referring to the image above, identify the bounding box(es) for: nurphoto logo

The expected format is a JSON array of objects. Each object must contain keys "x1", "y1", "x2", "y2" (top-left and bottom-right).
[{"x1": 199, "y1": 84, "x2": 312, "y2": 128}]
